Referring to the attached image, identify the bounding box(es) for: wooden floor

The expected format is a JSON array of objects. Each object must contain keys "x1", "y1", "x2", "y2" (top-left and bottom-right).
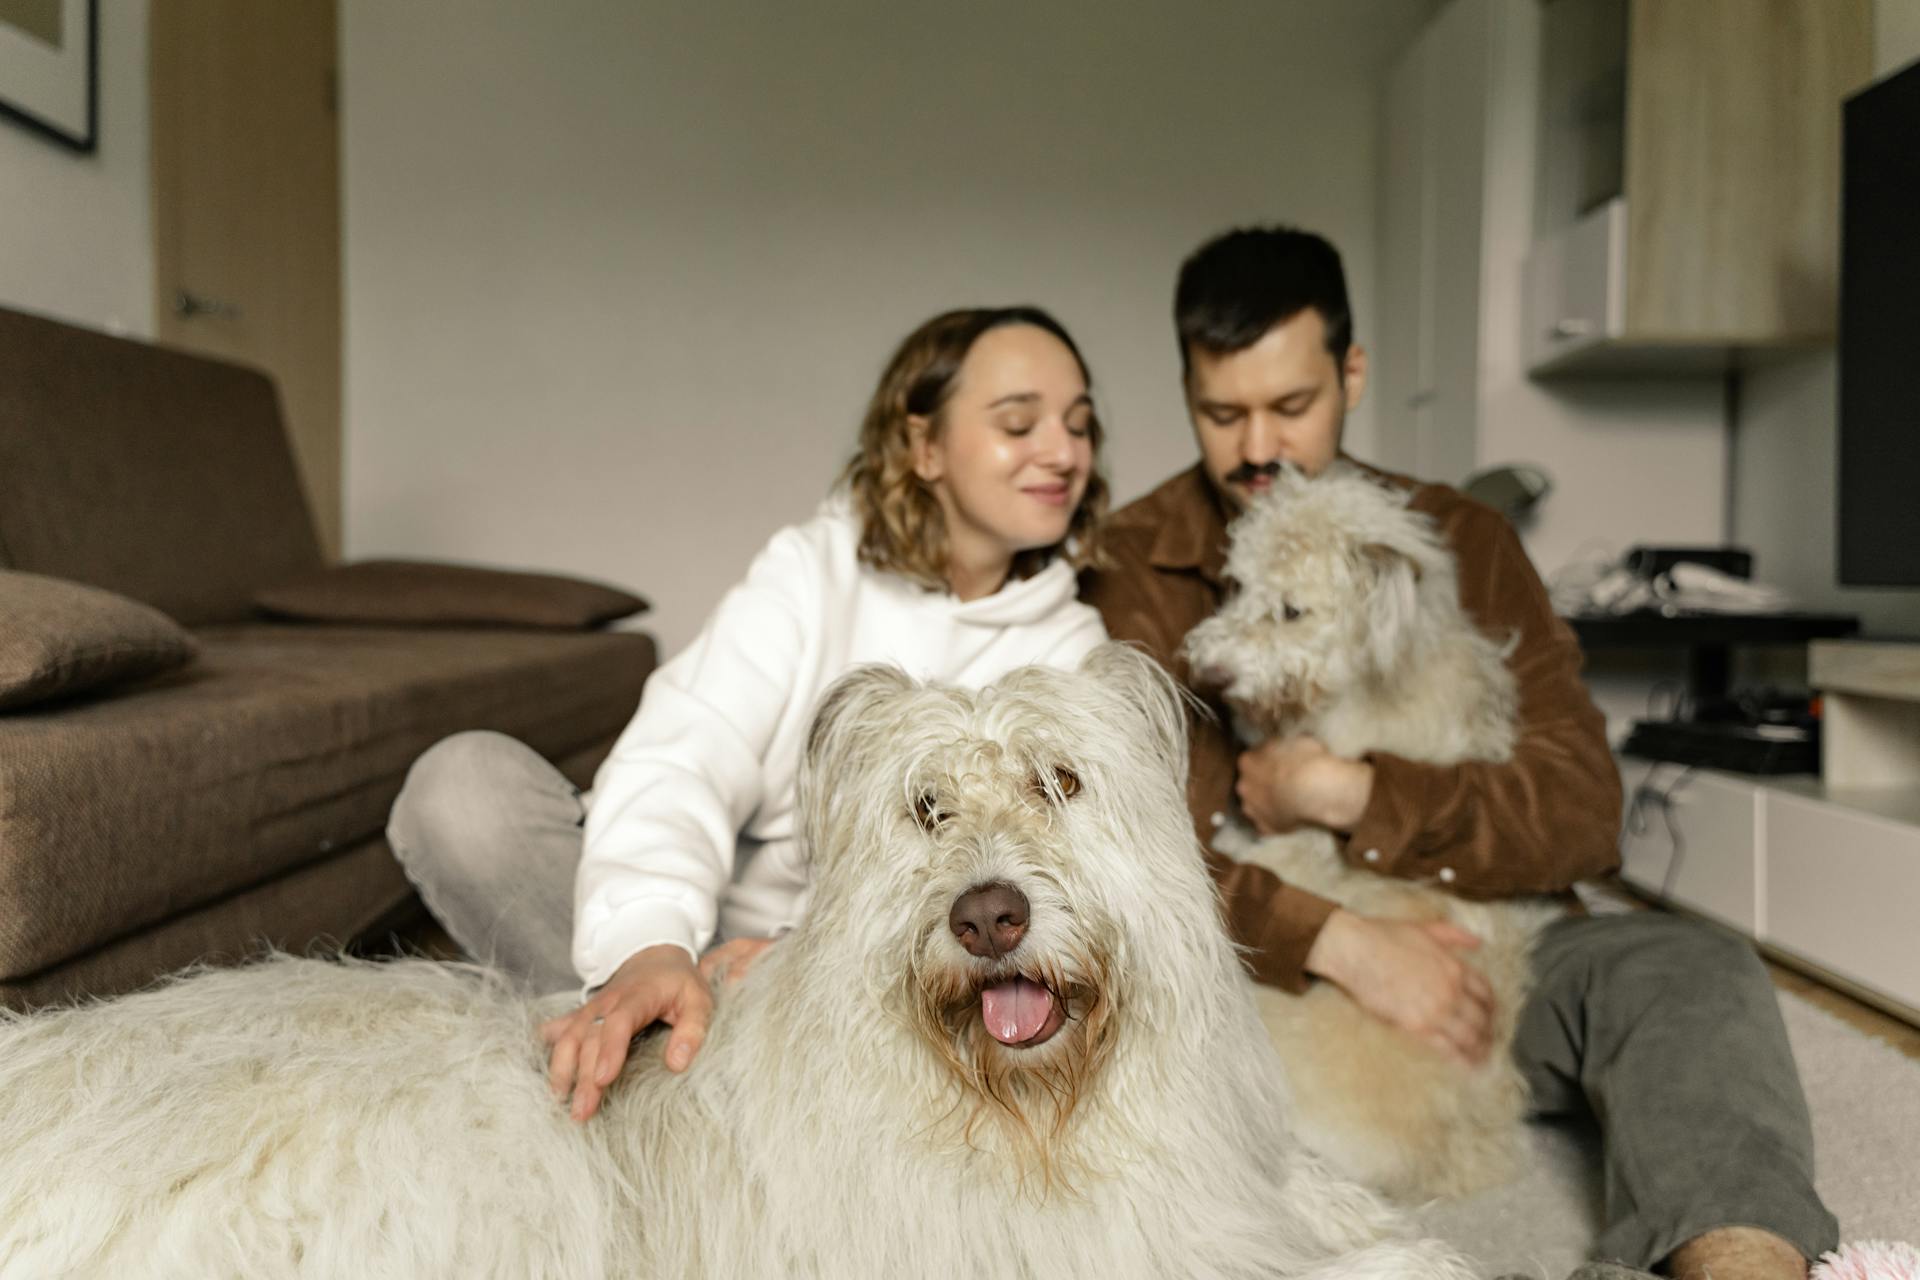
[
  {"x1": 1766, "y1": 960, "x2": 1920, "y2": 1062},
  {"x1": 363, "y1": 888, "x2": 1920, "y2": 1061}
]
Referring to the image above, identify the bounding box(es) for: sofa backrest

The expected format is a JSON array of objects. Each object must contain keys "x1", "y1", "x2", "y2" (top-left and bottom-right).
[{"x1": 0, "y1": 307, "x2": 324, "y2": 625}]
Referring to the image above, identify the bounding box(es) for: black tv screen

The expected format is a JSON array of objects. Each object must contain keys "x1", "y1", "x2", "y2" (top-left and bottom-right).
[{"x1": 1838, "y1": 60, "x2": 1920, "y2": 587}]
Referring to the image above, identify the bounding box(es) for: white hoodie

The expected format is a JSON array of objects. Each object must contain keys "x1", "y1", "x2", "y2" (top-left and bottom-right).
[{"x1": 571, "y1": 498, "x2": 1107, "y2": 988}]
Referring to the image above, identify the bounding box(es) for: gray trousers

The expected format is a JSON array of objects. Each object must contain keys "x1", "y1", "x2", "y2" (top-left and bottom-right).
[
  {"x1": 1517, "y1": 912, "x2": 1840, "y2": 1269},
  {"x1": 386, "y1": 731, "x2": 585, "y2": 995},
  {"x1": 387, "y1": 733, "x2": 1840, "y2": 1267}
]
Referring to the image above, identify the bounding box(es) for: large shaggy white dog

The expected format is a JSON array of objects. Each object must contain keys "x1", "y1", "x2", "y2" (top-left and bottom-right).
[
  {"x1": 0, "y1": 645, "x2": 1476, "y2": 1280},
  {"x1": 1184, "y1": 464, "x2": 1561, "y2": 1201}
]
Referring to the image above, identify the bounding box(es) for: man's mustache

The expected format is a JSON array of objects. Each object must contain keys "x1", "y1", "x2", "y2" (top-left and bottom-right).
[{"x1": 1227, "y1": 461, "x2": 1284, "y2": 487}]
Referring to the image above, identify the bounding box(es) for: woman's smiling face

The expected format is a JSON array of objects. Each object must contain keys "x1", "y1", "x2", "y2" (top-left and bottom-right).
[{"x1": 911, "y1": 323, "x2": 1095, "y2": 597}]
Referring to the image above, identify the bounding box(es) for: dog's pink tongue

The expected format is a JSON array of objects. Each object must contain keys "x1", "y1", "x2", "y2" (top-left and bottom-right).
[{"x1": 981, "y1": 978, "x2": 1053, "y2": 1045}]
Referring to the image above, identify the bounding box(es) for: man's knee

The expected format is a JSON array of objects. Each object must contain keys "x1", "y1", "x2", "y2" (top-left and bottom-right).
[{"x1": 1583, "y1": 912, "x2": 1773, "y2": 1019}]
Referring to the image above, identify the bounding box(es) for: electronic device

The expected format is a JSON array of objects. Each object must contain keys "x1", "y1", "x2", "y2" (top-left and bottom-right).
[
  {"x1": 1838, "y1": 59, "x2": 1920, "y2": 587},
  {"x1": 1621, "y1": 719, "x2": 1818, "y2": 776},
  {"x1": 1623, "y1": 687, "x2": 1822, "y2": 775},
  {"x1": 1623, "y1": 546, "x2": 1753, "y2": 581}
]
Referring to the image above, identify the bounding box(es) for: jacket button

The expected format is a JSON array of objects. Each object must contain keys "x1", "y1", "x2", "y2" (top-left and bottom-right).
[
  {"x1": 1210, "y1": 811, "x2": 1226, "y2": 828},
  {"x1": 1362, "y1": 848, "x2": 1381, "y2": 863},
  {"x1": 1438, "y1": 866, "x2": 1457, "y2": 884}
]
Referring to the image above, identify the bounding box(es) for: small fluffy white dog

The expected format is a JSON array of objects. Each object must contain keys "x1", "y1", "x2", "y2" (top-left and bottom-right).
[
  {"x1": 0, "y1": 645, "x2": 1476, "y2": 1280},
  {"x1": 1184, "y1": 464, "x2": 1560, "y2": 1201}
]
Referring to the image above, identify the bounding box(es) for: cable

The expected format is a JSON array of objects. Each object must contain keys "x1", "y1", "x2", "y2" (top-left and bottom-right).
[{"x1": 1621, "y1": 762, "x2": 1697, "y2": 906}]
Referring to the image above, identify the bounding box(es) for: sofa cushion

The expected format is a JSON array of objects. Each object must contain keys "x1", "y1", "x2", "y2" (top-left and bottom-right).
[
  {"x1": 0, "y1": 307, "x2": 324, "y2": 625},
  {"x1": 0, "y1": 572, "x2": 200, "y2": 711},
  {"x1": 254, "y1": 560, "x2": 648, "y2": 629},
  {"x1": 0, "y1": 624, "x2": 655, "y2": 981}
]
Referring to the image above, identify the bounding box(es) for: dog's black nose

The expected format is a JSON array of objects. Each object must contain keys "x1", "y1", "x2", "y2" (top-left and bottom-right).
[{"x1": 948, "y1": 882, "x2": 1029, "y2": 959}]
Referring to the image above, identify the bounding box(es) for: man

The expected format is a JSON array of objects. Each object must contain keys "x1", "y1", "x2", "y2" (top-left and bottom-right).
[{"x1": 1082, "y1": 227, "x2": 1837, "y2": 1280}]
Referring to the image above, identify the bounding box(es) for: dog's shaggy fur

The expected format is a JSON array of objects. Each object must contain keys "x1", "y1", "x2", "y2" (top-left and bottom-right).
[
  {"x1": 0, "y1": 645, "x2": 1476, "y2": 1280},
  {"x1": 1183, "y1": 463, "x2": 1561, "y2": 1202}
]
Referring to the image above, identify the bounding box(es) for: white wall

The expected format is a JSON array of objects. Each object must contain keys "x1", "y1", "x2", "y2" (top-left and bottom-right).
[
  {"x1": 341, "y1": 0, "x2": 1439, "y2": 654},
  {"x1": 1472, "y1": 0, "x2": 1727, "y2": 585},
  {"x1": 0, "y1": 0, "x2": 150, "y2": 336},
  {"x1": 1729, "y1": 4, "x2": 1920, "y2": 639}
]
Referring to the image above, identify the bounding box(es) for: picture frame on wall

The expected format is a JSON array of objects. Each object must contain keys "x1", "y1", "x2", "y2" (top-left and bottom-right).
[{"x1": 0, "y1": 0, "x2": 96, "y2": 153}]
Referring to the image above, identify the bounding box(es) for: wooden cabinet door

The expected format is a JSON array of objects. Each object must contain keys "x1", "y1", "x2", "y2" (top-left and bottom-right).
[
  {"x1": 151, "y1": 0, "x2": 341, "y2": 558},
  {"x1": 1623, "y1": 0, "x2": 1872, "y2": 344}
]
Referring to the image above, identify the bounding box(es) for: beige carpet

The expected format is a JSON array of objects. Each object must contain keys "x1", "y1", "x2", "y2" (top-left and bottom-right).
[{"x1": 1417, "y1": 990, "x2": 1920, "y2": 1278}]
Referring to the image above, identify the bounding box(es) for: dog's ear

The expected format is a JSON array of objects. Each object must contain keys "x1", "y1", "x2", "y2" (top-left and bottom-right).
[
  {"x1": 803, "y1": 664, "x2": 916, "y2": 774},
  {"x1": 1359, "y1": 542, "x2": 1423, "y2": 677},
  {"x1": 1077, "y1": 642, "x2": 1192, "y2": 778}
]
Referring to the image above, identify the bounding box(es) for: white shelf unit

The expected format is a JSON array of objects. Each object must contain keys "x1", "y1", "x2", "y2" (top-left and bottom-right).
[{"x1": 1618, "y1": 641, "x2": 1920, "y2": 1023}]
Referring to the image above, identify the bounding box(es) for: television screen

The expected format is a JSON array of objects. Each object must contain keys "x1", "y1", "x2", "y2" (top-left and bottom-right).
[{"x1": 1838, "y1": 60, "x2": 1920, "y2": 587}]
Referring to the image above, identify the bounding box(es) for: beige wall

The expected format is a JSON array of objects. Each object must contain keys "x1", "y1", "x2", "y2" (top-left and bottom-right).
[
  {"x1": 0, "y1": 0, "x2": 150, "y2": 336},
  {"x1": 340, "y1": 0, "x2": 1439, "y2": 654},
  {"x1": 1729, "y1": 4, "x2": 1920, "y2": 637}
]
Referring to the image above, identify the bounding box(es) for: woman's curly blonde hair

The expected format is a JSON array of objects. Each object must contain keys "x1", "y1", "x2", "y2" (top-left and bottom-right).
[{"x1": 840, "y1": 306, "x2": 1109, "y2": 591}]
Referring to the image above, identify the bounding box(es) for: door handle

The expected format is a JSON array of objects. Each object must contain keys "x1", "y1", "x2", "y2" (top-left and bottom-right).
[{"x1": 173, "y1": 290, "x2": 242, "y2": 320}]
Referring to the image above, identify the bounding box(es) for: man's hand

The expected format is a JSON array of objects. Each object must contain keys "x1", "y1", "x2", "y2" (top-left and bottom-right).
[
  {"x1": 540, "y1": 944, "x2": 712, "y2": 1123},
  {"x1": 1236, "y1": 735, "x2": 1374, "y2": 835},
  {"x1": 1303, "y1": 909, "x2": 1495, "y2": 1063}
]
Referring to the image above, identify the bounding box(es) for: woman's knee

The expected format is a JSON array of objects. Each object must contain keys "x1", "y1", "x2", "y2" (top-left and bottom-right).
[{"x1": 388, "y1": 731, "x2": 550, "y2": 877}]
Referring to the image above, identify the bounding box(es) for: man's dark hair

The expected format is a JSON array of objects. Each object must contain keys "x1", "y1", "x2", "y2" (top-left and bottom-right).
[{"x1": 1174, "y1": 226, "x2": 1353, "y2": 379}]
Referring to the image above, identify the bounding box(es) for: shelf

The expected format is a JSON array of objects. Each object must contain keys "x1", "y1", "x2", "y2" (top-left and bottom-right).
[
  {"x1": 1569, "y1": 610, "x2": 1861, "y2": 648},
  {"x1": 1570, "y1": 609, "x2": 1860, "y2": 708},
  {"x1": 1809, "y1": 639, "x2": 1920, "y2": 702}
]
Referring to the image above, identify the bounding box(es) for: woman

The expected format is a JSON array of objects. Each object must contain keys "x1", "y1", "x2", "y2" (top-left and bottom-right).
[{"x1": 387, "y1": 306, "x2": 1110, "y2": 1122}]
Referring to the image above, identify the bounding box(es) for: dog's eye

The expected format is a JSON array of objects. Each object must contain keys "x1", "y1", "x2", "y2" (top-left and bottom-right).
[
  {"x1": 913, "y1": 791, "x2": 950, "y2": 831},
  {"x1": 1028, "y1": 765, "x2": 1082, "y2": 804},
  {"x1": 1280, "y1": 602, "x2": 1304, "y2": 622}
]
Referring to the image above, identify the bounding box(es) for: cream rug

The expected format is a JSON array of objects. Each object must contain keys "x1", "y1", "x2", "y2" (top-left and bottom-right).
[{"x1": 1417, "y1": 990, "x2": 1920, "y2": 1278}]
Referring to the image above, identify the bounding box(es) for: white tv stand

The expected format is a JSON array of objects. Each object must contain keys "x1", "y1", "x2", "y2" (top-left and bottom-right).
[{"x1": 1618, "y1": 640, "x2": 1920, "y2": 1023}]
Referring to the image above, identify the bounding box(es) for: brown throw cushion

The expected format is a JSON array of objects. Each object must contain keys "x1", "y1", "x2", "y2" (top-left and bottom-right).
[
  {"x1": 253, "y1": 560, "x2": 648, "y2": 629},
  {"x1": 0, "y1": 571, "x2": 201, "y2": 711}
]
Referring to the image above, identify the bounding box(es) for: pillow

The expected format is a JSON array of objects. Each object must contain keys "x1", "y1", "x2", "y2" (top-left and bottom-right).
[
  {"x1": 0, "y1": 571, "x2": 200, "y2": 711},
  {"x1": 252, "y1": 560, "x2": 649, "y2": 629}
]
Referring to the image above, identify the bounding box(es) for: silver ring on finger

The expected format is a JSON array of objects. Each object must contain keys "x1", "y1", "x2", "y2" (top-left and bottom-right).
[{"x1": 591, "y1": 1016, "x2": 606, "y2": 1025}]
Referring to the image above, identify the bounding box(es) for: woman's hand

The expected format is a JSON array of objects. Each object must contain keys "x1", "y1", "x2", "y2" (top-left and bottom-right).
[
  {"x1": 539, "y1": 944, "x2": 711, "y2": 1123},
  {"x1": 697, "y1": 936, "x2": 776, "y2": 988}
]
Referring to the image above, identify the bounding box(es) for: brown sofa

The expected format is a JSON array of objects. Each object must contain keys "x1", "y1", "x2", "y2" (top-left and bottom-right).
[{"x1": 0, "y1": 307, "x2": 656, "y2": 1007}]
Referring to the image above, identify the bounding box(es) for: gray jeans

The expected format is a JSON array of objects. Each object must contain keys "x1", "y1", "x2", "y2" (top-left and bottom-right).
[
  {"x1": 386, "y1": 731, "x2": 584, "y2": 995},
  {"x1": 1517, "y1": 912, "x2": 1840, "y2": 1269}
]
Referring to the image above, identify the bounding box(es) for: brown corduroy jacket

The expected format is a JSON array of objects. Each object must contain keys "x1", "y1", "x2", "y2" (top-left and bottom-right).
[{"x1": 1080, "y1": 461, "x2": 1622, "y2": 993}]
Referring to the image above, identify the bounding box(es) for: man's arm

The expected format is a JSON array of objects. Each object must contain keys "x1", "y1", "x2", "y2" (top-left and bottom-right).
[
  {"x1": 1337, "y1": 502, "x2": 1623, "y2": 894},
  {"x1": 1082, "y1": 546, "x2": 1341, "y2": 995}
]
